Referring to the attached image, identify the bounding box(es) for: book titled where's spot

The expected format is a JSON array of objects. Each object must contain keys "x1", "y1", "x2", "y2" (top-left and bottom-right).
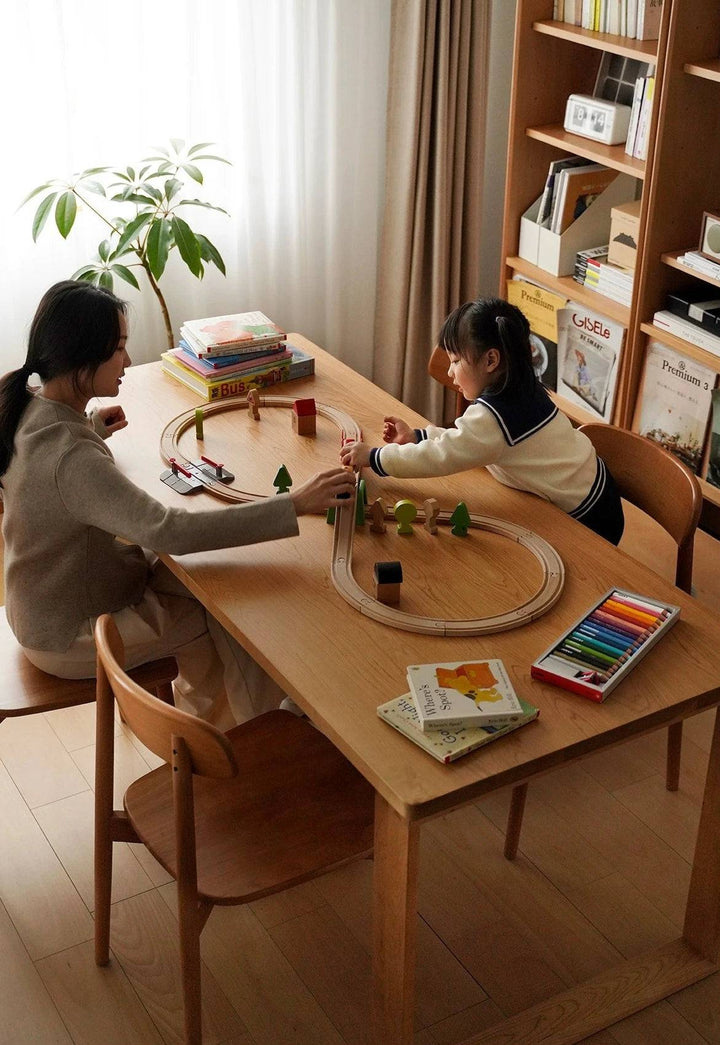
[{"x1": 406, "y1": 659, "x2": 524, "y2": 733}]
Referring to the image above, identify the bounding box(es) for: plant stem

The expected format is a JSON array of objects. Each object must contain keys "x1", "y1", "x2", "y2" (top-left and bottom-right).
[{"x1": 140, "y1": 258, "x2": 174, "y2": 349}]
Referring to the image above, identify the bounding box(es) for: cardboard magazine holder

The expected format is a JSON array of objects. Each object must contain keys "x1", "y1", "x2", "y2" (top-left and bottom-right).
[{"x1": 518, "y1": 172, "x2": 637, "y2": 277}]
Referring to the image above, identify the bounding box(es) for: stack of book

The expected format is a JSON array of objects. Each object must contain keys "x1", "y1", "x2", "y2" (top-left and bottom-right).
[
  {"x1": 557, "y1": 1, "x2": 663, "y2": 40},
  {"x1": 377, "y1": 659, "x2": 539, "y2": 763},
  {"x1": 678, "y1": 251, "x2": 720, "y2": 283},
  {"x1": 161, "y1": 310, "x2": 315, "y2": 400}
]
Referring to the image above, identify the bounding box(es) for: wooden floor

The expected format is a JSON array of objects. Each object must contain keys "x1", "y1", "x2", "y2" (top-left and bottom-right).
[{"x1": 3, "y1": 506, "x2": 720, "y2": 1045}]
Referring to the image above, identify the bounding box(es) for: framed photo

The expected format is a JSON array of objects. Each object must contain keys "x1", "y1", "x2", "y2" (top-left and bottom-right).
[{"x1": 699, "y1": 212, "x2": 720, "y2": 263}]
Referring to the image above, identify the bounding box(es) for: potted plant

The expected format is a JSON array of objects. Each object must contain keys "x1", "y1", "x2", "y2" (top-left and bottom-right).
[{"x1": 21, "y1": 139, "x2": 230, "y2": 350}]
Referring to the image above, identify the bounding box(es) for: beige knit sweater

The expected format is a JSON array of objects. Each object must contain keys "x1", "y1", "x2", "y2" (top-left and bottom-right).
[{"x1": 2, "y1": 395, "x2": 298, "y2": 651}]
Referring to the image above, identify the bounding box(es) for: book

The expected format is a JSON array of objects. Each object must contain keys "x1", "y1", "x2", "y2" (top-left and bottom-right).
[
  {"x1": 180, "y1": 341, "x2": 288, "y2": 369},
  {"x1": 635, "y1": 0, "x2": 662, "y2": 40},
  {"x1": 181, "y1": 310, "x2": 287, "y2": 356},
  {"x1": 679, "y1": 252, "x2": 720, "y2": 283},
  {"x1": 162, "y1": 351, "x2": 292, "y2": 400},
  {"x1": 624, "y1": 76, "x2": 646, "y2": 157},
  {"x1": 507, "y1": 276, "x2": 568, "y2": 392},
  {"x1": 406, "y1": 659, "x2": 525, "y2": 733},
  {"x1": 171, "y1": 345, "x2": 292, "y2": 379},
  {"x1": 652, "y1": 310, "x2": 720, "y2": 359},
  {"x1": 632, "y1": 76, "x2": 655, "y2": 160},
  {"x1": 377, "y1": 693, "x2": 540, "y2": 764},
  {"x1": 703, "y1": 388, "x2": 720, "y2": 489},
  {"x1": 550, "y1": 164, "x2": 618, "y2": 235},
  {"x1": 635, "y1": 340, "x2": 716, "y2": 472},
  {"x1": 556, "y1": 304, "x2": 626, "y2": 421},
  {"x1": 537, "y1": 156, "x2": 594, "y2": 229},
  {"x1": 531, "y1": 588, "x2": 680, "y2": 702},
  {"x1": 574, "y1": 245, "x2": 610, "y2": 285}
]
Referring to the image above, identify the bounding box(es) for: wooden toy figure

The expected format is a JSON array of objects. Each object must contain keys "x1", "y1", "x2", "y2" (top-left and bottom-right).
[
  {"x1": 247, "y1": 388, "x2": 261, "y2": 420},
  {"x1": 292, "y1": 397, "x2": 317, "y2": 436},
  {"x1": 374, "y1": 560, "x2": 403, "y2": 605},
  {"x1": 423, "y1": 497, "x2": 439, "y2": 535},
  {"x1": 369, "y1": 497, "x2": 387, "y2": 533},
  {"x1": 394, "y1": 499, "x2": 417, "y2": 535},
  {"x1": 450, "y1": 501, "x2": 471, "y2": 537},
  {"x1": 273, "y1": 465, "x2": 292, "y2": 494},
  {"x1": 356, "y1": 479, "x2": 367, "y2": 527},
  {"x1": 194, "y1": 407, "x2": 204, "y2": 440}
]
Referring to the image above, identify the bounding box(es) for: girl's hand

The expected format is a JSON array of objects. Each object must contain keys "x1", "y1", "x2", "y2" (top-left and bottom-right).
[
  {"x1": 339, "y1": 441, "x2": 371, "y2": 469},
  {"x1": 289, "y1": 467, "x2": 356, "y2": 515},
  {"x1": 97, "y1": 405, "x2": 128, "y2": 435},
  {"x1": 382, "y1": 416, "x2": 416, "y2": 445}
]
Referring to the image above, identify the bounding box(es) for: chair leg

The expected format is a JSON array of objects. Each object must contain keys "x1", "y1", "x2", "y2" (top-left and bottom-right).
[
  {"x1": 504, "y1": 783, "x2": 528, "y2": 860},
  {"x1": 177, "y1": 889, "x2": 203, "y2": 1044},
  {"x1": 94, "y1": 670, "x2": 116, "y2": 966},
  {"x1": 666, "y1": 721, "x2": 683, "y2": 792}
]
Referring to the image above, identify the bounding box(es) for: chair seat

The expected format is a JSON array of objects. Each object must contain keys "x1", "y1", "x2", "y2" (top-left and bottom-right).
[
  {"x1": 125, "y1": 709, "x2": 375, "y2": 903},
  {"x1": 0, "y1": 615, "x2": 176, "y2": 718}
]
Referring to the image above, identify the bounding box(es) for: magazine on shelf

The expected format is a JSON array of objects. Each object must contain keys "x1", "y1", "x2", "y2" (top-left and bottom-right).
[
  {"x1": 507, "y1": 277, "x2": 568, "y2": 391},
  {"x1": 704, "y1": 388, "x2": 720, "y2": 489},
  {"x1": 556, "y1": 304, "x2": 626, "y2": 421}
]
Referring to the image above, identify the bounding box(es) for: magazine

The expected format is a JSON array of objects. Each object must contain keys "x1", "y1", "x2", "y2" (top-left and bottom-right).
[
  {"x1": 556, "y1": 304, "x2": 626, "y2": 421},
  {"x1": 636, "y1": 341, "x2": 716, "y2": 474},
  {"x1": 507, "y1": 277, "x2": 568, "y2": 392}
]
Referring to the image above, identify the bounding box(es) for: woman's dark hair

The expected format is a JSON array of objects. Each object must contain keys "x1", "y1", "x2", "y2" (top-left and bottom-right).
[
  {"x1": 437, "y1": 297, "x2": 537, "y2": 399},
  {"x1": 0, "y1": 280, "x2": 127, "y2": 477}
]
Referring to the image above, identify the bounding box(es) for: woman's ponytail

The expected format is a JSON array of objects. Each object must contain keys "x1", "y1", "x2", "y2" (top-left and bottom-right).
[{"x1": 0, "y1": 366, "x2": 33, "y2": 478}]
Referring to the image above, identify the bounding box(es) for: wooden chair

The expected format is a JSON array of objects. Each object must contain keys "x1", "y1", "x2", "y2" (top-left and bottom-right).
[
  {"x1": 0, "y1": 613, "x2": 177, "y2": 729},
  {"x1": 504, "y1": 423, "x2": 703, "y2": 860},
  {"x1": 428, "y1": 343, "x2": 465, "y2": 419},
  {"x1": 93, "y1": 613, "x2": 375, "y2": 1045}
]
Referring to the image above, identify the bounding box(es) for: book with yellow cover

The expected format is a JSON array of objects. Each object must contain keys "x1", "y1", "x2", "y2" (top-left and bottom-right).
[
  {"x1": 406, "y1": 659, "x2": 524, "y2": 733},
  {"x1": 378, "y1": 693, "x2": 539, "y2": 763}
]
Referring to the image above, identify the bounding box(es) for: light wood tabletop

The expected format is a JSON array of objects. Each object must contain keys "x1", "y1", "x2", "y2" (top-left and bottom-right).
[{"x1": 109, "y1": 336, "x2": 720, "y2": 1045}]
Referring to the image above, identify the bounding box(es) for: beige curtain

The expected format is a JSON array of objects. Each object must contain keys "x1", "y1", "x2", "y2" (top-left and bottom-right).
[{"x1": 373, "y1": 0, "x2": 489, "y2": 424}]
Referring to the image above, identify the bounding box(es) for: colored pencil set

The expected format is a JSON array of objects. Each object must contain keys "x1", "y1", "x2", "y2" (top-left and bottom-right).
[{"x1": 530, "y1": 588, "x2": 680, "y2": 702}]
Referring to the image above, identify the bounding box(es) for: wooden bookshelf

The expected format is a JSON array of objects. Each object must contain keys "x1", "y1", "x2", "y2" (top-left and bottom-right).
[{"x1": 500, "y1": 0, "x2": 720, "y2": 528}]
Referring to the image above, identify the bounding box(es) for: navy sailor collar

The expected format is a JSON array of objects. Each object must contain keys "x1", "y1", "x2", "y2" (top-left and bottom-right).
[{"x1": 476, "y1": 382, "x2": 558, "y2": 446}]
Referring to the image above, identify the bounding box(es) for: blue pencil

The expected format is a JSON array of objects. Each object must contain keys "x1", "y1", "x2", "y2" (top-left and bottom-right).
[{"x1": 577, "y1": 620, "x2": 634, "y2": 649}]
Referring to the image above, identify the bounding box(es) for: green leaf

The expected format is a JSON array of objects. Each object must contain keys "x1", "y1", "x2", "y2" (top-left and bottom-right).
[
  {"x1": 170, "y1": 215, "x2": 202, "y2": 277},
  {"x1": 98, "y1": 270, "x2": 114, "y2": 290},
  {"x1": 170, "y1": 137, "x2": 186, "y2": 155},
  {"x1": 110, "y1": 264, "x2": 140, "y2": 290},
  {"x1": 111, "y1": 169, "x2": 132, "y2": 183},
  {"x1": 188, "y1": 154, "x2": 232, "y2": 165},
  {"x1": 115, "y1": 211, "x2": 153, "y2": 255},
  {"x1": 122, "y1": 193, "x2": 159, "y2": 207},
  {"x1": 79, "y1": 166, "x2": 111, "y2": 176},
  {"x1": 138, "y1": 165, "x2": 152, "y2": 180},
  {"x1": 195, "y1": 233, "x2": 226, "y2": 276},
  {"x1": 187, "y1": 141, "x2": 215, "y2": 156},
  {"x1": 176, "y1": 199, "x2": 230, "y2": 216},
  {"x1": 180, "y1": 163, "x2": 203, "y2": 184},
  {"x1": 55, "y1": 191, "x2": 77, "y2": 238},
  {"x1": 146, "y1": 218, "x2": 172, "y2": 280},
  {"x1": 139, "y1": 183, "x2": 163, "y2": 202},
  {"x1": 78, "y1": 179, "x2": 107, "y2": 196},
  {"x1": 31, "y1": 192, "x2": 58, "y2": 240},
  {"x1": 126, "y1": 166, "x2": 136, "y2": 181},
  {"x1": 164, "y1": 177, "x2": 183, "y2": 202},
  {"x1": 72, "y1": 264, "x2": 101, "y2": 282},
  {"x1": 98, "y1": 239, "x2": 112, "y2": 262},
  {"x1": 20, "y1": 182, "x2": 57, "y2": 208}
]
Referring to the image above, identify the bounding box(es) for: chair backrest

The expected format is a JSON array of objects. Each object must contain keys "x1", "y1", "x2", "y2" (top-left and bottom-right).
[
  {"x1": 94, "y1": 614, "x2": 237, "y2": 780},
  {"x1": 578, "y1": 423, "x2": 702, "y2": 592},
  {"x1": 428, "y1": 344, "x2": 465, "y2": 419}
]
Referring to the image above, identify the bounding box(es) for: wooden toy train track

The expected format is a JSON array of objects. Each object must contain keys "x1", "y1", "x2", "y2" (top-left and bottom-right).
[{"x1": 160, "y1": 395, "x2": 565, "y2": 635}]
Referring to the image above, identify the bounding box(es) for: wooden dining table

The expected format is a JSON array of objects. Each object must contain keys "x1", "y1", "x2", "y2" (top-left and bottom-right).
[{"x1": 108, "y1": 336, "x2": 720, "y2": 1045}]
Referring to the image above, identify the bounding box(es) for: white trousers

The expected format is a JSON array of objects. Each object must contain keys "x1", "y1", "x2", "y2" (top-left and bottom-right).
[{"x1": 22, "y1": 559, "x2": 286, "y2": 723}]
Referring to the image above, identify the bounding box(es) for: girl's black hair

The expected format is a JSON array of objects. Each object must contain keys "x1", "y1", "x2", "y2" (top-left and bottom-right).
[
  {"x1": 437, "y1": 297, "x2": 537, "y2": 400},
  {"x1": 0, "y1": 280, "x2": 127, "y2": 477}
]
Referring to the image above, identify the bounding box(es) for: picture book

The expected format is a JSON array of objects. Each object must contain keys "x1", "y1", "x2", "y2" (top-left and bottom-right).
[
  {"x1": 550, "y1": 164, "x2": 618, "y2": 235},
  {"x1": 556, "y1": 304, "x2": 625, "y2": 421},
  {"x1": 531, "y1": 588, "x2": 680, "y2": 702},
  {"x1": 181, "y1": 310, "x2": 287, "y2": 354},
  {"x1": 507, "y1": 276, "x2": 568, "y2": 392},
  {"x1": 161, "y1": 351, "x2": 291, "y2": 401},
  {"x1": 406, "y1": 659, "x2": 524, "y2": 733},
  {"x1": 171, "y1": 345, "x2": 292, "y2": 379},
  {"x1": 377, "y1": 693, "x2": 540, "y2": 764},
  {"x1": 635, "y1": 340, "x2": 716, "y2": 473}
]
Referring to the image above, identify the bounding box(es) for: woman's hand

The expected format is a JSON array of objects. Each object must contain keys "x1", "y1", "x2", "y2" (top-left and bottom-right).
[
  {"x1": 382, "y1": 416, "x2": 416, "y2": 444},
  {"x1": 289, "y1": 467, "x2": 356, "y2": 515},
  {"x1": 96, "y1": 405, "x2": 128, "y2": 435},
  {"x1": 339, "y1": 441, "x2": 371, "y2": 469}
]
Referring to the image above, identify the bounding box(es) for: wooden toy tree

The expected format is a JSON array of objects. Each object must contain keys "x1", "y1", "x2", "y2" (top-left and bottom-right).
[
  {"x1": 450, "y1": 501, "x2": 471, "y2": 536},
  {"x1": 273, "y1": 465, "x2": 293, "y2": 494}
]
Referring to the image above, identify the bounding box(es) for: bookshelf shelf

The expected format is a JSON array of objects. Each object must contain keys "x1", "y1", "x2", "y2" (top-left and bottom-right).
[
  {"x1": 533, "y1": 20, "x2": 659, "y2": 60},
  {"x1": 526, "y1": 126, "x2": 647, "y2": 179},
  {"x1": 500, "y1": 2, "x2": 720, "y2": 530}
]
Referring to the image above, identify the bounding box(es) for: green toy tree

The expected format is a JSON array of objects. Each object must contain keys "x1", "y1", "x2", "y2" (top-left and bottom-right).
[
  {"x1": 450, "y1": 501, "x2": 471, "y2": 536},
  {"x1": 273, "y1": 465, "x2": 293, "y2": 494}
]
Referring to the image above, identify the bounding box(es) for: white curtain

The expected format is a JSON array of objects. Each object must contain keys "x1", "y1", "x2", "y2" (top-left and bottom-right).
[{"x1": 0, "y1": 1, "x2": 390, "y2": 373}]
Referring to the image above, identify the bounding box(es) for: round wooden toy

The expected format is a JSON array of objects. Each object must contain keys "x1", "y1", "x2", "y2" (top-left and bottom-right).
[{"x1": 161, "y1": 395, "x2": 565, "y2": 635}]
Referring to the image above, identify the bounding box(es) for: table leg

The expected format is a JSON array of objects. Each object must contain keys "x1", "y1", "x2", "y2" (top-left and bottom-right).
[
  {"x1": 372, "y1": 792, "x2": 419, "y2": 1045},
  {"x1": 684, "y1": 706, "x2": 720, "y2": 960}
]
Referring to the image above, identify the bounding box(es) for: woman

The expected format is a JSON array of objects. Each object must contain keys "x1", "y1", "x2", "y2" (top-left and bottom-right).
[{"x1": 0, "y1": 281, "x2": 353, "y2": 722}]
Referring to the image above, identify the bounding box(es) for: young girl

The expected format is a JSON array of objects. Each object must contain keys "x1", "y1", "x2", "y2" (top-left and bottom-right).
[
  {"x1": 0, "y1": 281, "x2": 354, "y2": 723},
  {"x1": 340, "y1": 297, "x2": 624, "y2": 544}
]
